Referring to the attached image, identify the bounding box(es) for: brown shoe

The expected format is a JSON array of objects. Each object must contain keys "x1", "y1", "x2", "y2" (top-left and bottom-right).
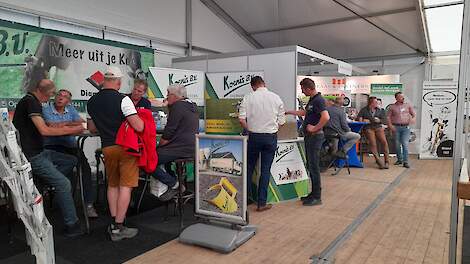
[{"x1": 256, "y1": 204, "x2": 273, "y2": 212}]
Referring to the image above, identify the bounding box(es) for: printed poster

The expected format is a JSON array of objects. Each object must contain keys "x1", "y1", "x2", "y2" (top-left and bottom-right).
[
  {"x1": 419, "y1": 81, "x2": 457, "y2": 159},
  {"x1": 205, "y1": 71, "x2": 263, "y2": 134},
  {"x1": 250, "y1": 140, "x2": 310, "y2": 203},
  {"x1": 195, "y1": 135, "x2": 247, "y2": 224},
  {"x1": 270, "y1": 142, "x2": 308, "y2": 185},
  {"x1": 148, "y1": 67, "x2": 205, "y2": 106},
  {"x1": 370, "y1": 83, "x2": 403, "y2": 111},
  {"x1": 297, "y1": 75, "x2": 400, "y2": 95},
  {"x1": 0, "y1": 21, "x2": 155, "y2": 112}
]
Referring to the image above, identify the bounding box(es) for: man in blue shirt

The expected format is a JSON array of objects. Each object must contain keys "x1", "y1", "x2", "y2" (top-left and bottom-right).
[
  {"x1": 43, "y1": 89, "x2": 98, "y2": 218},
  {"x1": 286, "y1": 78, "x2": 329, "y2": 206}
]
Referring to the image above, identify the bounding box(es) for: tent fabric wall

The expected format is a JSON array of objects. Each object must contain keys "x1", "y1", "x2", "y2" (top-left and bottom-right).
[
  {"x1": 0, "y1": 0, "x2": 254, "y2": 54},
  {"x1": 191, "y1": 0, "x2": 254, "y2": 53}
]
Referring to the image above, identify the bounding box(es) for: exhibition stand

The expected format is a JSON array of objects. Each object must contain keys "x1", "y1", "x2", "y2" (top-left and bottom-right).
[
  {"x1": 171, "y1": 45, "x2": 361, "y2": 203},
  {"x1": 140, "y1": 46, "x2": 407, "y2": 206}
]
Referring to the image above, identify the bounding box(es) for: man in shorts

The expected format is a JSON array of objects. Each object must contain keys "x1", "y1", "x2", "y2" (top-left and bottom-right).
[{"x1": 87, "y1": 66, "x2": 144, "y2": 241}]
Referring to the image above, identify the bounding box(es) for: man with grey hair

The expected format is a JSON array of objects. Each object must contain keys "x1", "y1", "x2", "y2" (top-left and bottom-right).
[
  {"x1": 13, "y1": 79, "x2": 85, "y2": 237},
  {"x1": 42, "y1": 89, "x2": 98, "y2": 218},
  {"x1": 151, "y1": 84, "x2": 199, "y2": 200}
]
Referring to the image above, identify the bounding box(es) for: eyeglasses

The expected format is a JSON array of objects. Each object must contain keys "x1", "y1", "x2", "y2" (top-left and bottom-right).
[{"x1": 56, "y1": 92, "x2": 71, "y2": 99}]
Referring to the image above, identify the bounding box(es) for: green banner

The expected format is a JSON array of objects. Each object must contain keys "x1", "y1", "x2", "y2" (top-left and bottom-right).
[
  {"x1": 205, "y1": 76, "x2": 243, "y2": 135},
  {"x1": 0, "y1": 20, "x2": 155, "y2": 111},
  {"x1": 251, "y1": 141, "x2": 309, "y2": 203},
  {"x1": 370, "y1": 83, "x2": 402, "y2": 110},
  {"x1": 204, "y1": 71, "x2": 263, "y2": 135},
  {"x1": 370, "y1": 83, "x2": 402, "y2": 95}
]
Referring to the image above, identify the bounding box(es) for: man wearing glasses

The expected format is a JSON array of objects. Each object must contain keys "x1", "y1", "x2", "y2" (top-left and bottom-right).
[
  {"x1": 42, "y1": 89, "x2": 98, "y2": 218},
  {"x1": 13, "y1": 79, "x2": 85, "y2": 237}
]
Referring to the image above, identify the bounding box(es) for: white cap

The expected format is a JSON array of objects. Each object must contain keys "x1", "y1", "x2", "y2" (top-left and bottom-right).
[{"x1": 104, "y1": 66, "x2": 123, "y2": 78}]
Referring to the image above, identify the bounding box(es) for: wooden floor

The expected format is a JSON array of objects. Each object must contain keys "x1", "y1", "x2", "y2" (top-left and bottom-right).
[{"x1": 127, "y1": 156, "x2": 453, "y2": 264}]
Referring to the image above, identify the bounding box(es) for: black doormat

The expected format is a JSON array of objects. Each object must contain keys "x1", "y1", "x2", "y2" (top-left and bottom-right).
[{"x1": 0, "y1": 199, "x2": 198, "y2": 264}]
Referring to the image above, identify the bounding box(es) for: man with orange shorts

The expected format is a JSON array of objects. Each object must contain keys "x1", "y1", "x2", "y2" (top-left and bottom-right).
[{"x1": 87, "y1": 66, "x2": 144, "y2": 241}]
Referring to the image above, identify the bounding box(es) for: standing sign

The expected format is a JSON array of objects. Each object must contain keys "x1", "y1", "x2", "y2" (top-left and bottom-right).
[
  {"x1": 270, "y1": 142, "x2": 308, "y2": 185},
  {"x1": 419, "y1": 81, "x2": 458, "y2": 159},
  {"x1": 205, "y1": 71, "x2": 263, "y2": 134},
  {"x1": 148, "y1": 67, "x2": 205, "y2": 106},
  {"x1": 0, "y1": 22, "x2": 155, "y2": 112},
  {"x1": 370, "y1": 83, "x2": 403, "y2": 111},
  {"x1": 196, "y1": 134, "x2": 247, "y2": 224}
]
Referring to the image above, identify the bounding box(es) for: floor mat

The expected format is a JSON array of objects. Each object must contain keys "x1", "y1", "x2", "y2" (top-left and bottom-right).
[{"x1": 0, "y1": 200, "x2": 198, "y2": 264}]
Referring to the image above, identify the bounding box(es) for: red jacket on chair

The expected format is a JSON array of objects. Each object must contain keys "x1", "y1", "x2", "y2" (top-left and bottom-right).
[{"x1": 116, "y1": 108, "x2": 157, "y2": 173}]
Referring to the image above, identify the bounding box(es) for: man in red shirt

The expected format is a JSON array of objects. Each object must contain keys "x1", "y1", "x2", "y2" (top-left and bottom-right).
[{"x1": 387, "y1": 92, "x2": 416, "y2": 168}]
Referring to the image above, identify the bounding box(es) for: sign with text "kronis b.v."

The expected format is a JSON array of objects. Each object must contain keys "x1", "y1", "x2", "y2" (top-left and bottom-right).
[
  {"x1": 148, "y1": 67, "x2": 205, "y2": 106},
  {"x1": 206, "y1": 71, "x2": 264, "y2": 99},
  {"x1": 270, "y1": 142, "x2": 308, "y2": 185}
]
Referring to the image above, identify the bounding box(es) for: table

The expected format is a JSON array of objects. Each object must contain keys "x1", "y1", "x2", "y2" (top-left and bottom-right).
[
  {"x1": 336, "y1": 122, "x2": 368, "y2": 168},
  {"x1": 76, "y1": 131, "x2": 99, "y2": 234}
]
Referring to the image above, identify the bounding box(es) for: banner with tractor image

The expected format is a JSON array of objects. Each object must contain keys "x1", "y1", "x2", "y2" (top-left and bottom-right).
[
  {"x1": 0, "y1": 21, "x2": 155, "y2": 113},
  {"x1": 205, "y1": 71, "x2": 263, "y2": 135}
]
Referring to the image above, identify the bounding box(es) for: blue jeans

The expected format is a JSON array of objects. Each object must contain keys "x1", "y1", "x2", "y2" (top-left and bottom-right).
[
  {"x1": 394, "y1": 126, "x2": 411, "y2": 163},
  {"x1": 29, "y1": 150, "x2": 79, "y2": 226},
  {"x1": 305, "y1": 133, "x2": 324, "y2": 200},
  {"x1": 151, "y1": 152, "x2": 180, "y2": 187},
  {"x1": 45, "y1": 145, "x2": 95, "y2": 205},
  {"x1": 246, "y1": 133, "x2": 277, "y2": 207}
]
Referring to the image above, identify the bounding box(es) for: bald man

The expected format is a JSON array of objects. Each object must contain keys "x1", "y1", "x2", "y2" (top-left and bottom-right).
[{"x1": 13, "y1": 79, "x2": 84, "y2": 237}]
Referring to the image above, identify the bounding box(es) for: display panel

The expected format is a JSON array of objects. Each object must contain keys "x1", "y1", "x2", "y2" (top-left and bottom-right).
[{"x1": 195, "y1": 134, "x2": 247, "y2": 224}]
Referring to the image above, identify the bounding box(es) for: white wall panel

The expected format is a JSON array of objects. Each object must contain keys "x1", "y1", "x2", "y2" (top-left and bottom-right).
[
  {"x1": 207, "y1": 57, "x2": 248, "y2": 72},
  {"x1": 248, "y1": 52, "x2": 296, "y2": 110},
  {"x1": 173, "y1": 60, "x2": 208, "y2": 72}
]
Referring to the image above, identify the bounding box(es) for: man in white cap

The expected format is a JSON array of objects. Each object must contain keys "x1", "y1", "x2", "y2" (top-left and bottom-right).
[{"x1": 87, "y1": 66, "x2": 144, "y2": 241}]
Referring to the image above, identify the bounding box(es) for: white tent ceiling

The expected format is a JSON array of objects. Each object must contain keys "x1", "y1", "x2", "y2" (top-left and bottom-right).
[{"x1": 207, "y1": 0, "x2": 462, "y2": 61}]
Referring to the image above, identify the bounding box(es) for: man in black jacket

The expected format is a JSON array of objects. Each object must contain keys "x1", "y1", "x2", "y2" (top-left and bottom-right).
[{"x1": 152, "y1": 84, "x2": 199, "y2": 200}]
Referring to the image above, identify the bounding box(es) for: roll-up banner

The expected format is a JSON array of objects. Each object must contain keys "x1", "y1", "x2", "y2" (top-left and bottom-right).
[
  {"x1": 0, "y1": 21, "x2": 155, "y2": 112},
  {"x1": 419, "y1": 81, "x2": 458, "y2": 159},
  {"x1": 205, "y1": 71, "x2": 264, "y2": 135},
  {"x1": 148, "y1": 67, "x2": 205, "y2": 106}
]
